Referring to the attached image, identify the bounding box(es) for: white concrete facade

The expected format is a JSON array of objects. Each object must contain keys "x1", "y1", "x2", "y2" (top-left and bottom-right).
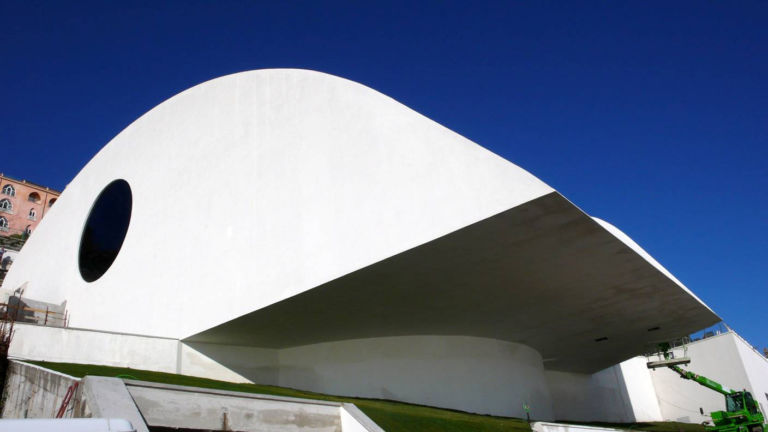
[
  {"x1": 13, "y1": 324, "x2": 767, "y2": 424},
  {"x1": 649, "y1": 331, "x2": 768, "y2": 423},
  {"x1": 3, "y1": 69, "x2": 724, "y2": 420},
  {"x1": 546, "y1": 357, "x2": 663, "y2": 423},
  {"x1": 276, "y1": 336, "x2": 554, "y2": 419},
  {"x1": 11, "y1": 325, "x2": 554, "y2": 419},
  {"x1": 3, "y1": 69, "x2": 553, "y2": 339}
]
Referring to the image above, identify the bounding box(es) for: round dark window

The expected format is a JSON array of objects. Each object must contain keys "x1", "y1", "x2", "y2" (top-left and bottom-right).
[{"x1": 79, "y1": 179, "x2": 132, "y2": 282}]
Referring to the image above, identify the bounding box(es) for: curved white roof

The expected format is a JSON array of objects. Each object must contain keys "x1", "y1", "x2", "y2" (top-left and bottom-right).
[{"x1": 4, "y1": 69, "x2": 719, "y2": 372}]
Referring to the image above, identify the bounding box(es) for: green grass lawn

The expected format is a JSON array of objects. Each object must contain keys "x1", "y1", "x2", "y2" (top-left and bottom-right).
[{"x1": 29, "y1": 361, "x2": 703, "y2": 432}]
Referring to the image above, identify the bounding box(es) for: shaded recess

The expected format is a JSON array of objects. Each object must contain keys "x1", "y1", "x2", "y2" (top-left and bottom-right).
[{"x1": 79, "y1": 179, "x2": 132, "y2": 282}]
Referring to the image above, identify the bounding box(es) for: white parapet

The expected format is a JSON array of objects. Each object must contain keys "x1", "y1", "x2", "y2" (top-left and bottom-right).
[
  {"x1": 532, "y1": 422, "x2": 628, "y2": 432},
  {"x1": 0, "y1": 419, "x2": 136, "y2": 432}
]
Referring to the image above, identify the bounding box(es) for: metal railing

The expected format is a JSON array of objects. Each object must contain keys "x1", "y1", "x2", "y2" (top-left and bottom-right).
[{"x1": 0, "y1": 301, "x2": 68, "y2": 327}]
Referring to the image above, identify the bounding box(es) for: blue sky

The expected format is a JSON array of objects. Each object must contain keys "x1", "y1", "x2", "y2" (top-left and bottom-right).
[{"x1": 1, "y1": 1, "x2": 766, "y2": 350}]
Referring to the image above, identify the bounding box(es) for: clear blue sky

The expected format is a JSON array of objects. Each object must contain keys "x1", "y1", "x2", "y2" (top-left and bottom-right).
[{"x1": 1, "y1": 1, "x2": 766, "y2": 350}]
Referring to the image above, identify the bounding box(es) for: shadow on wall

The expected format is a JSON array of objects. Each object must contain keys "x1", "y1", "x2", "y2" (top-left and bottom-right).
[
  {"x1": 598, "y1": 363, "x2": 635, "y2": 423},
  {"x1": 181, "y1": 341, "x2": 281, "y2": 386},
  {"x1": 182, "y1": 340, "x2": 414, "y2": 403},
  {"x1": 547, "y1": 362, "x2": 637, "y2": 423},
  {"x1": 182, "y1": 336, "x2": 557, "y2": 420}
]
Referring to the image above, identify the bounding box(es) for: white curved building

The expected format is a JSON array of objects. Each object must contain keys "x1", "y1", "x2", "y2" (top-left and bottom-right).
[{"x1": 3, "y1": 69, "x2": 720, "y2": 421}]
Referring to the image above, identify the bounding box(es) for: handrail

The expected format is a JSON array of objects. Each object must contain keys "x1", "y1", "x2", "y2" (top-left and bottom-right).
[{"x1": 0, "y1": 302, "x2": 68, "y2": 326}]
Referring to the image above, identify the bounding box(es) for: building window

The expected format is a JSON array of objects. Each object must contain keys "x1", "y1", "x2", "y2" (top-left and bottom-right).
[
  {"x1": 49, "y1": 198, "x2": 57, "y2": 207},
  {"x1": 24, "y1": 225, "x2": 31, "y2": 235},
  {"x1": 28, "y1": 208, "x2": 37, "y2": 220},
  {"x1": 0, "y1": 199, "x2": 12, "y2": 213},
  {"x1": 28, "y1": 192, "x2": 41, "y2": 203},
  {"x1": 0, "y1": 217, "x2": 8, "y2": 232},
  {"x1": 1, "y1": 184, "x2": 14, "y2": 197},
  {"x1": 79, "y1": 179, "x2": 132, "y2": 282}
]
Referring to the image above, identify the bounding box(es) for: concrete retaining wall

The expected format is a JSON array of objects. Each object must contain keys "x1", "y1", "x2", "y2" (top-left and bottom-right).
[
  {"x1": 276, "y1": 335, "x2": 554, "y2": 419},
  {"x1": 1, "y1": 360, "x2": 80, "y2": 419},
  {"x1": 10, "y1": 324, "x2": 178, "y2": 374},
  {"x1": 128, "y1": 382, "x2": 342, "y2": 432},
  {"x1": 10, "y1": 324, "x2": 555, "y2": 419},
  {"x1": 123, "y1": 380, "x2": 384, "y2": 432},
  {"x1": 532, "y1": 422, "x2": 625, "y2": 432},
  {"x1": 9, "y1": 323, "x2": 256, "y2": 384},
  {"x1": 2, "y1": 361, "x2": 382, "y2": 431}
]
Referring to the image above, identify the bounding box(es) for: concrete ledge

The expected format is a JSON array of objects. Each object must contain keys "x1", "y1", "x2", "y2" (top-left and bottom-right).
[
  {"x1": 80, "y1": 377, "x2": 149, "y2": 432},
  {"x1": 533, "y1": 422, "x2": 628, "y2": 432},
  {"x1": 341, "y1": 404, "x2": 386, "y2": 432},
  {"x1": 123, "y1": 379, "x2": 342, "y2": 407}
]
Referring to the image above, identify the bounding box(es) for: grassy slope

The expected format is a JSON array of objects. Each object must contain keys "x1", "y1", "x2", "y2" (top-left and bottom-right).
[{"x1": 30, "y1": 361, "x2": 703, "y2": 432}]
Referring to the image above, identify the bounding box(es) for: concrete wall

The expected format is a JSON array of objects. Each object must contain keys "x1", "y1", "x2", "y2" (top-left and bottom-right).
[
  {"x1": 2, "y1": 361, "x2": 383, "y2": 432},
  {"x1": 16, "y1": 324, "x2": 768, "y2": 426},
  {"x1": 1, "y1": 361, "x2": 80, "y2": 419},
  {"x1": 16, "y1": 317, "x2": 767, "y2": 426},
  {"x1": 125, "y1": 380, "x2": 383, "y2": 432},
  {"x1": 9, "y1": 325, "x2": 554, "y2": 420},
  {"x1": 10, "y1": 324, "x2": 179, "y2": 374},
  {"x1": 277, "y1": 335, "x2": 554, "y2": 420},
  {"x1": 732, "y1": 333, "x2": 768, "y2": 416},
  {"x1": 546, "y1": 366, "x2": 634, "y2": 422},
  {"x1": 181, "y1": 342, "x2": 278, "y2": 385},
  {"x1": 129, "y1": 384, "x2": 342, "y2": 432},
  {"x1": 618, "y1": 357, "x2": 663, "y2": 422},
  {"x1": 650, "y1": 332, "x2": 754, "y2": 423},
  {"x1": 9, "y1": 323, "x2": 262, "y2": 384},
  {"x1": 532, "y1": 422, "x2": 625, "y2": 432},
  {"x1": 546, "y1": 357, "x2": 662, "y2": 423}
]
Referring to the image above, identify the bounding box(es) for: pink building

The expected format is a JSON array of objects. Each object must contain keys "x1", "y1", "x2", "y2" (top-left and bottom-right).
[{"x1": 0, "y1": 173, "x2": 60, "y2": 239}]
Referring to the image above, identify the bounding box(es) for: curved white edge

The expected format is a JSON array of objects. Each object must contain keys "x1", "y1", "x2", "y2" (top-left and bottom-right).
[
  {"x1": 591, "y1": 217, "x2": 717, "y2": 316},
  {"x1": 4, "y1": 68, "x2": 554, "y2": 339}
]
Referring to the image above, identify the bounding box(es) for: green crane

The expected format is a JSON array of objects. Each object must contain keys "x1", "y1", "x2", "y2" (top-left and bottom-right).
[{"x1": 647, "y1": 343, "x2": 766, "y2": 432}]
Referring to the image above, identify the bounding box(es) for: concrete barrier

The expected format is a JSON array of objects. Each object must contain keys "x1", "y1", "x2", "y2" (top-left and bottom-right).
[
  {"x1": 532, "y1": 422, "x2": 628, "y2": 432},
  {"x1": 1, "y1": 360, "x2": 80, "y2": 419},
  {"x1": 1, "y1": 360, "x2": 383, "y2": 431},
  {"x1": 126, "y1": 380, "x2": 345, "y2": 431}
]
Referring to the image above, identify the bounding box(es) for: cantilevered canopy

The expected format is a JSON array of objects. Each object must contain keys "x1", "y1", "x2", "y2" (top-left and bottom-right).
[{"x1": 188, "y1": 191, "x2": 719, "y2": 374}]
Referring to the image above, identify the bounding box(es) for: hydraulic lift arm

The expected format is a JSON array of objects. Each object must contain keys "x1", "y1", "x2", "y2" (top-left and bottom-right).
[{"x1": 667, "y1": 365, "x2": 733, "y2": 396}]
